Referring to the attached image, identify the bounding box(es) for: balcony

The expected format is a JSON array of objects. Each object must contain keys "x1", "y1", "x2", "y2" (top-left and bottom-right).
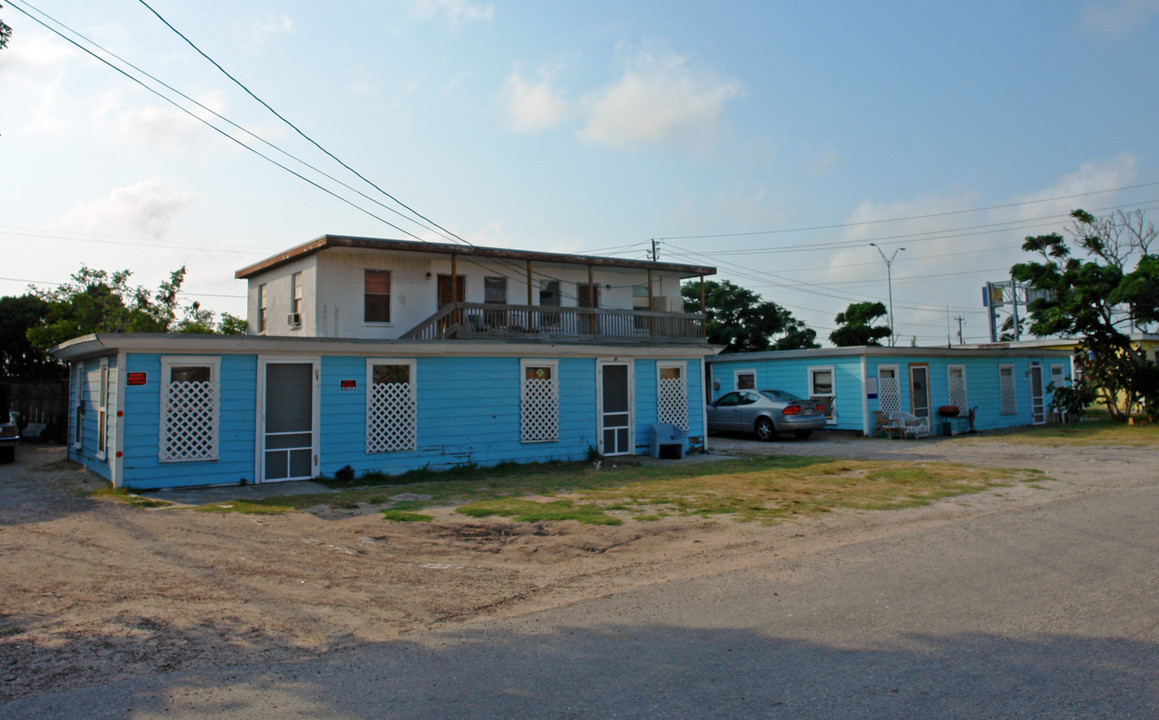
[{"x1": 401, "y1": 302, "x2": 706, "y2": 344}]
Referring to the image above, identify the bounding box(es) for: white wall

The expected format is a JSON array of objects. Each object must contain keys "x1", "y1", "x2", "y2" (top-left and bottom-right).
[
  {"x1": 248, "y1": 257, "x2": 317, "y2": 337},
  {"x1": 246, "y1": 248, "x2": 694, "y2": 340}
]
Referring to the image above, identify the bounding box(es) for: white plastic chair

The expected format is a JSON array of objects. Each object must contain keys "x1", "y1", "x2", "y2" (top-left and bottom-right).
[{"x1": 890, "y1": 411, "x2": 931, "y2": 439}]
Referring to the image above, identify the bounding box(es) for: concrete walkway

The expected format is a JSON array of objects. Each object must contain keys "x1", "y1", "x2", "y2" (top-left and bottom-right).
[{"x1": 139, "y1": 479, "x2": 336, "y2": 506}]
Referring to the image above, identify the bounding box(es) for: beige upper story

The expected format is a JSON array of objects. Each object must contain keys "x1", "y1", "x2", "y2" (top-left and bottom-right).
[{"x1": 235, "y1": 235, "x2": 716, "y2": 342}]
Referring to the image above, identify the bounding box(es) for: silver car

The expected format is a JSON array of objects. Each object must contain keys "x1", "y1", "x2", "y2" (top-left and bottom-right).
[{"x1": 707, "y1": 389, "x2": 828, "y2": 441}]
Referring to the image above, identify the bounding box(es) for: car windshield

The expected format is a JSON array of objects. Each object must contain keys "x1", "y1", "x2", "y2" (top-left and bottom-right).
[{"x1": 760, "y1": 390, "x2": 805, "y2": 403}]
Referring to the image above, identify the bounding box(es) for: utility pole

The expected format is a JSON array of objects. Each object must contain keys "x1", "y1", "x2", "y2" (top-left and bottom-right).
[
  {"x1": 955, "y1": 316, "x2": 965, "y2": 345},
  {"x1": 870, "y1": 243, "x2": 905, "y2": 347},
  {"x1": 648, "y1": 239, "x2": 661, "y2": 262}
]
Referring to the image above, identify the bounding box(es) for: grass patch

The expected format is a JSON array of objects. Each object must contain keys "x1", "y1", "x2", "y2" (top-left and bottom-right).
[
  {"x1": 381, "y1": 509, "x2": 433, "y2": 522},
  {"x1": 219, "y1": 453, "x2": 1042, "y2": 527},
  {"x1": 88, "y1": 485, "x2": 172, "y2": 509},
  {"x1": 457, "y1": 498, "x2": 622, "y2": 525},
  {"x1": 963, "y1": 415, "x2": 1159, "y2": 447},
  {"x1": 195, "y1": 500, "x2": 295, "y2": 515}
]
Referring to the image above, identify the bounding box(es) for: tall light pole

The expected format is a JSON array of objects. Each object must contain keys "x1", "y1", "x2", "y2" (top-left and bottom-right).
[{"x1": 870, "y1": 243, "x2": 905, "y2": 347}]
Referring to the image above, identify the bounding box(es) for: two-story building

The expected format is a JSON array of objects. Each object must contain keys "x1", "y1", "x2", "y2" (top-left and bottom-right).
[{"x1": 53, "y1": 236, "x2": 718, "y2": 490}]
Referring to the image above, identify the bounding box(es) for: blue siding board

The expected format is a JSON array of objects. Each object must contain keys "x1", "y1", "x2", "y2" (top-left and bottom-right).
[
  {"x1": 118, "y1": 354, "x2": 257, "y2": 490},
  {"x1": 86, "y1": 349, "x2": 707, "y2": 488},
  {"x1": 710, "y1": 350, "x2": 1070, "y2": 436}
]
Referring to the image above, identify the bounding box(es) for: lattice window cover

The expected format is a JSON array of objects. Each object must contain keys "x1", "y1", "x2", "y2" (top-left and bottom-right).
[
  {"x1": 162, "y1": 379, "x2": 217, "y2": 461},
  {"x1": 878, "y1": 374, "x2": 900, "y2": 415},
  {"x1": 521, "y1": 377, "x2": 558, "y2": 442},
  {"x1": 367, "y1": 381, "x2": 416, "y2": 453},
  {"x1": 999, "y1": 367, "x2": 1017, "y2": 415},
  {"x1": 657, "y1": 373, "x2": 688, "y2": 431},
  {"x1": 811, "y1": 395, "x2": 836, "y2": 419},
  {"x1": 948, "y1": 369, "x2": 968, "y2": 411}
]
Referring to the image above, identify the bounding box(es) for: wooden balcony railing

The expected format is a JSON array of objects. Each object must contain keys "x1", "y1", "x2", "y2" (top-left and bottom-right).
[{"x1": 400, "y1": 302, "x2": 706, "y2": 344}]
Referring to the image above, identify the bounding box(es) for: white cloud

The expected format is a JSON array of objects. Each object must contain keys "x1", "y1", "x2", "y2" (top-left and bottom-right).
[
  {"x1": 808, "y1": 142, "x2": 843, "y2": 178},
  {"x1": 1082, "y1": 0, "x2": 1159, "y2": 34},
  {"x1": 409, "y1": 0, "x2": 495, "y2": 27},
  {"x1": 1009, "y1": 153, "x2": 1137, "y2": 222},
  {"x1": 251, "y1": 13, "x2": 294, "y2": 43},
  {"x1": 504, "y1": 70, "x2": 570, "y2": 133},
  {"x1": 580, "y1": 47, "x2": 744, "y2": 153},
  {"x1": 54, "y1": 179, "x2": 196, "y2": 242}
]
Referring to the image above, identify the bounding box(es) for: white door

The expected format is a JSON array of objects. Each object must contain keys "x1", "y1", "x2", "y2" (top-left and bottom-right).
[
  {"x1": 260, "y1": 359, "x2": 319, "y2": 482},
  {"x1": 598, "y1": 361, "x2": 633, "y2": 456},
  {"x1": 1029, "y1": 362, "x2": 1046, "y2": 425}
]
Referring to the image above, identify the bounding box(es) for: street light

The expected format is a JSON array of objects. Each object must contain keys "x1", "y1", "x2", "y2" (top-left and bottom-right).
[{"x1": 870, "y1": 243, "x2": 905, "y2": 347}]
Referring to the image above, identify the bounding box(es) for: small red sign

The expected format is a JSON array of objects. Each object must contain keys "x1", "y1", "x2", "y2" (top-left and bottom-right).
[
  {"x1": 340, "y1": 379, "x2": 357, "y2": 391},
  {"x1": 126, "y1": 372, "x2": 147, "y2": 386}
]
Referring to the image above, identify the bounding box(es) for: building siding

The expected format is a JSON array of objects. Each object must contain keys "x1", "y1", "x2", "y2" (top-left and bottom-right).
[
  {"x1": 709, "y1": 349, "x2": 1069, "y2": 435},
  {"x1": 67, "y1": 350, "x2": 707, "y2": 490}
]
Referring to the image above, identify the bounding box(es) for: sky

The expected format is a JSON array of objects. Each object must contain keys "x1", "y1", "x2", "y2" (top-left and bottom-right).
[{"x1": 3, "y1": 0, "x2": 1158, "y2": 345}]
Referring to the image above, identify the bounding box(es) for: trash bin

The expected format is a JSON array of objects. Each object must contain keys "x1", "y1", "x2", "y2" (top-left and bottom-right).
[{"x1": 649, "y1": 423, "x2": 686, "y2": 459}]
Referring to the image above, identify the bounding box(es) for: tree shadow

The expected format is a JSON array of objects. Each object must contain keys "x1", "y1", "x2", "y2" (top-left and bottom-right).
[{"x1": 4, "y1": 620, "x2": 1156, "y2": 718}]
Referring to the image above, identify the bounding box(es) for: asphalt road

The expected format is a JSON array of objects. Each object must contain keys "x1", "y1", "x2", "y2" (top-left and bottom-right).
[{"x1": 8, "y1": 452, "x2": 1158, "y2": 719}]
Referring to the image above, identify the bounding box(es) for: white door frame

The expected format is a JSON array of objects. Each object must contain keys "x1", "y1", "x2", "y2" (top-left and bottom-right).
[
  {"x1": 596, "y1": 359, "x2": 634, "y2": 456},
  {"x1": 256, "y1": 356, "x2": 321, "y2": 483},
  {"x1": 1029, "y1": 362, "x2": 1046, "y2": 425}
]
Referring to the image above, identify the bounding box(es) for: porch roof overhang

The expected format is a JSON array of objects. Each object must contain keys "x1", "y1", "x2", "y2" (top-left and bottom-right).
[
  {"x1": 235, "y1": 235, "x2": 716, "y2": 280},
  {"x1": 51, "y1": 333, "x2": 724, "y2": 362}
]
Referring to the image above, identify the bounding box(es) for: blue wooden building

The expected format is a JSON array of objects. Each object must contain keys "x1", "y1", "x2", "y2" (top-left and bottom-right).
[
  {"x1": 53, "y1": 237, "x2": 717, "y2": 489},
  {"x1": 705, "y1": 346, "x2": 1075, "y2": 436}
]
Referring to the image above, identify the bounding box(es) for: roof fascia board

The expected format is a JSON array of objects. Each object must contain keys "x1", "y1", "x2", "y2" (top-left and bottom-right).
[
  {"x1": 235, "y1": 234, "x2": 715, "y2": 279},
  {"x1": 706, "y1": 345, "x2": 1074, "y2": 363},
  {"x1": 52, "y1": 333, "x2": 719, "y2": 361}
]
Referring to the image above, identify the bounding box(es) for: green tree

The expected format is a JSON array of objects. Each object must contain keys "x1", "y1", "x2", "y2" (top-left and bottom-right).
[
  {"x1": 1, "y1": 4, "x2": 12, "y2": 50},
  {"x1": 27, "y1": 265, "x2": 247, "y2": 350},
  {"x1": 1012, "y1": 209, "x2": 1159, "y2": 421},
  {"x1": 829, "y1": 301, "x2": 891, "y2": 347},
  {"x1": 0, "y1": 295, "x2": 63, "y2": 378},
  {"x1": 682, "y1": 280, "x2": 818, "y2": 353}
]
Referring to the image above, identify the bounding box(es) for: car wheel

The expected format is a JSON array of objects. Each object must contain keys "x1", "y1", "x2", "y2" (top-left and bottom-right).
[
  {"x1": 754, "y1": 417, "x2": 776, "y2": 442},
  {"x1": 0, "y1": 446, "x2": 14, "y2": 464},
  {"x1": 794, "y1": 430, "x2": 813, "y2": 440}
]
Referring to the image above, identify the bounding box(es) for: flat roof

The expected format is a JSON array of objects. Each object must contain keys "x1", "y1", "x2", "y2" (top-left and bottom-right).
[
  {"x1": 236, "y1": 235, "x2": 717, "y2": 279},
  {"x1": 51, "y1": 333, "x2": 722, "y2": 362}
]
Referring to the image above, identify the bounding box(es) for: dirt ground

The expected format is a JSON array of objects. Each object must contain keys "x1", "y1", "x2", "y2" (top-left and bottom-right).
[{"x1": 1, "y1": 434, "x2": 1156, "y2": 702}]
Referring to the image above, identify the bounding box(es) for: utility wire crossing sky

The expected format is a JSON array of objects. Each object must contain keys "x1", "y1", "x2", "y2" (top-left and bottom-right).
[{"x1": 3, "y1": 0, "x2": 1158, "y2": 344}]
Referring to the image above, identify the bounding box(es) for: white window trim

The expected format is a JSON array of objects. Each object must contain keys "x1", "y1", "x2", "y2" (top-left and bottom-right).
[
  {"x1": 72, "y1": 364, "x2": 84, "y2": 450},
  {"x1": 365, "y1": 358, "x2": 417, "y2": 454},
  {"x1": 947, "y1": 364, "x2": 968, "y2": 410},
  {"x1": 877, "y1": 364, "x2": 900, "y2": 414},
  {"x1": 159, "y1": 356, "x2": 221, "y2": 463},
  {"x1": 520, "y1": 359, "x2": 560, "y2": 444},
  {"x1": 734, "y1": 368, "x2": 757, "y2": 391},
  {"x1": 999, "y1": 363, "x2": 1017, "y2": 415},
  {"x1": 656, "y1": 361, "x2": 689, "y2": 432},
  {"x1": 96, "y1": 358, "x2": 109, "y2": 461},
  {"x1": 257, "y1": 283, "x2": 267, "y2": 334},
  {"x1": 364, "y1": 270, "x2": 393, "y2": 326},
  {"x1": 808, "y1": 365, "x2": 837, "y2": 423}
]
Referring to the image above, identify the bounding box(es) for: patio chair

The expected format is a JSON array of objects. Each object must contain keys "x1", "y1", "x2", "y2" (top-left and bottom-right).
[
  {"x1": 872, "y1": 410, "x2": 895, "y2": 439},
  {"x1": 889, "y1": 411, "x2": 931, "y2": 439}
]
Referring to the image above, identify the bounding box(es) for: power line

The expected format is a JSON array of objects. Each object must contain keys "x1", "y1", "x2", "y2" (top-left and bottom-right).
[
  {"x1": 7, "y1": 0, "x2": 441, "y2": 243},
  {"x1": 654, "y1": 182, "x2": 1159, "y2": 241},
  {"x1": 136, "y1": 0, "x2": 472, "y2": 250}
]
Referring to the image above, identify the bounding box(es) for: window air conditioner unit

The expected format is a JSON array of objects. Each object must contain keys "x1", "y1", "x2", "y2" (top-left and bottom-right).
[{"x1": 287, "y1": 313, "x2": 301, "y2": 327}]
